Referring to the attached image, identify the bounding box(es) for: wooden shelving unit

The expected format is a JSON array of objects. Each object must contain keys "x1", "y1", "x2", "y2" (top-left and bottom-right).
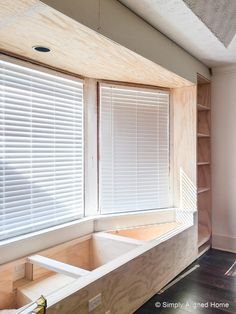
[
  {"x1": 198, "y1": 225, "x2": 211, "y2": 247},
  {"x1": 197, "y1": 75, "x2": 211, "y2": 252}
]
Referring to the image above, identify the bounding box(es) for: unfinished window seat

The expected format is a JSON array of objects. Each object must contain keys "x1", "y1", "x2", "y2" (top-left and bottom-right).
[
  {"x1": 0, "y1": 232, "x2": 141, "y2": 309},
  {"x1": 0, "y1": 220, "x2": 194, "y2": 314}
]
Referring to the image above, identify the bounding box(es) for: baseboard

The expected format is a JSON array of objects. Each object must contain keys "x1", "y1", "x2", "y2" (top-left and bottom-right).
[{"x1": 212, "y1": 233, "x2": 236, "y2": 253}]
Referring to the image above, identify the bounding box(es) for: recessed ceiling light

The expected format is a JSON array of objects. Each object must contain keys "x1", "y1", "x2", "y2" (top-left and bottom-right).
[{"x1": 32, "y1": 46, "x2": 51, "y2": 53}]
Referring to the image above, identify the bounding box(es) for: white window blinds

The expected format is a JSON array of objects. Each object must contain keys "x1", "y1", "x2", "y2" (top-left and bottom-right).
[
  {"x1": 0, "y1": 60, "x2": 84, "y2": 241},
  {"x1": 99, "y1": 84, "x2": 170, "y2": 214}
]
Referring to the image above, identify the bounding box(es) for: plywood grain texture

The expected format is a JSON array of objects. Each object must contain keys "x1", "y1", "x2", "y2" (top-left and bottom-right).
[
  {"x1": 0, "y1": 226, "x2": 198, "y2": 312},
  {"x1": 91, "y1": 234, "x2": 140, "y2": 270},
  {"x1": 32, "y1": 239, "x2": 91, "y2": 281},
  {"x1": 42, "y1": 0, "x2": 211, "y2": 82},
  {"x1": 0, "y1": 269, "x2": 15, "y2": 309},
  {"x1": 198, "y1": 138, "x2": 210, "y2": 163},
  {"x1": 0, "y1": 0, "x2": 193, "y2": 88},
  {"x1": 172, "y1": 86, "x2": 197, "y2": 208},
  {"x1": 0, "y1": 257, "x2": 28, "y2": 304},
  {"x1": 17, "y1": 274, "x2": 76, "y2": 308},
  {"x1": 198, "y1": 190, "x2": 211, "y2": 242},
  {"x1": 45, "y1": 226, "x2": 197, "y2": 314},
  {"x1": 197, "y1": 83, "x2": 211, "y2": 108},
  {"x1": 198, "y1": 165, "x2": 211, "y2": 189},
  {"x1": 197, "y1": 79, "x2": 211, "y2": 249},
  {"x1": 198, "y1": 110, "x2": 210, "y2": 135},
  {"x1": 0, "y1": 232, "x2": 141, "y2": 309}
]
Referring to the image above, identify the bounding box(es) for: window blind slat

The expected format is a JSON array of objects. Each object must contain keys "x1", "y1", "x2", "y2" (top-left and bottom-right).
[
  {"x1": 100, "y1": 84, "x2": 170, "y2": 214},
  {"x1": 3, "y1": 93, "x2": 83, "y2": 109},
  {"x1": 0, "y1": 60, "x2": 84, "y2": 241}
]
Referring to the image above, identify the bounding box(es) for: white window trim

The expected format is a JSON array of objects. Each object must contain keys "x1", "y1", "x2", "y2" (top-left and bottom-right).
[
  {"x1": 0, "y1": 54, "x2": 85, "y2": 240},
  {"x1": 0, "y1": 55, "x2": 178, "y2": 264},
  {"x1": 83, "y1": 78, "x2": 98, "y2": 217}
]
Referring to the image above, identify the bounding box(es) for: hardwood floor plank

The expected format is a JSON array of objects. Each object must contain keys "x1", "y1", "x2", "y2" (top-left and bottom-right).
[{"x1": 135, "y1": 249, "x2": 236, "y2": 314}]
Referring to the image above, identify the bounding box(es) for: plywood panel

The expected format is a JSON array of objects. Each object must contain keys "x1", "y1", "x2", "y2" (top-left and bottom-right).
[
  {"x1": 197, "y1": 83, "x2": 211, "y2": 108},
  {"x1": 198, "y1": 190, "x2": 211, "y2": 242},
  {"x1": 198, "y1": 138, "x2": 210, "y2": 163},
  {"x1": 198, "y1": 111, "x2": 210, "y2": 135},
  {"x1": 172, "y1": 86, "x2": 197, "y2": 207},
  {"x1": 17, "y1": 274, "x2": 76, "y2": 308},
  {"x1": 0, "y1": 225, "x2": 198, "y2": 312},
  {"x1": 0, "y1": 262, "x2": 27, "y2": 309},
  {"x1": 33, "y1": 239, "x2": 91, "y2": 280},
  {"x1": 0, "y1": 269, "x2": 15, "y2": 309},
  {"x1": 109, "y1": 222, "x2": 180, "y2": 241},
  {"x1": 0, "y1": 1, "x2": 192, "y2": 88},
  {"x1": 0, "y1": 231, "x2": 143, "y2": 311},
  {"x1": 46, "y1": 226, "x2": 197, "y2": 314},
  {"x1": 198, "y1": 165, "x2": 211, "y2": 188},
  {"x1": 91, "y1": 234, "x2": 141, "y2": 270}
]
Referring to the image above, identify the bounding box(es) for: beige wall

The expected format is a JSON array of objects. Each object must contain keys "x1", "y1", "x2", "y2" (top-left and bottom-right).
[
  {"x1": 212, "y1": 67, "x2": 236, "y2": 253},
  {"x1": 41, "y1": 0, "x2": 210, "y2": 83}
]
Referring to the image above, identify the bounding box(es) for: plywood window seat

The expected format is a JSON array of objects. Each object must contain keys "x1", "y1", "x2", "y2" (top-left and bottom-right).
[{"x1": 0, "y1": 218, "x2": 194, "y2": 314}]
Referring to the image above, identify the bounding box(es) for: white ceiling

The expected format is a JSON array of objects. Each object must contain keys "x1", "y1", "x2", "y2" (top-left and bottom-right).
[
  {"x1": 183, "y1": 0, "x2": 236, "y2": 47},
  {"x1": 119, "y1": 0, "x2": 236, "y2": 67}
]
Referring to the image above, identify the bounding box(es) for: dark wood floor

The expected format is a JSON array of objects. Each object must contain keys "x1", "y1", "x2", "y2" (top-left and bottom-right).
[{"x1": 135, "y1": 249, "x2": 236, "y2": 313}]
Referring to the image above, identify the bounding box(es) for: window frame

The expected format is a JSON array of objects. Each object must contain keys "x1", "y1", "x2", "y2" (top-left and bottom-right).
[
  {"x1": 98, "y1": 81, "x2": 172, "y2": 215},
  {"x1": 0, "y1": 54, "x2": 86, "y2": 240},
  {"x1": 0, "y1": 56, "x2": 175, "y2": 263}
]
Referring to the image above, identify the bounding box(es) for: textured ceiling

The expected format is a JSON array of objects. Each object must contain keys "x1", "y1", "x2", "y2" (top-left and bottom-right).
[
  {"x1": 183, "y1": 0, "x2": 236, "y2": 47},
  {"x1": 120, "y1": 0, "x2": 236, "y2": 67}
]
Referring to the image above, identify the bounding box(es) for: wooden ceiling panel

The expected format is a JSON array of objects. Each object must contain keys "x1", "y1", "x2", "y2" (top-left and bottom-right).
[{"x1": 0, "y1": 0, "x2": 192, "y2": 88}]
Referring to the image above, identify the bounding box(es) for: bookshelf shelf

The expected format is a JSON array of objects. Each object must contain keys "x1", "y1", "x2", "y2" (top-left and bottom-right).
[{"x1": 197, "y1": 76, "x2": 211, "y2": 252}]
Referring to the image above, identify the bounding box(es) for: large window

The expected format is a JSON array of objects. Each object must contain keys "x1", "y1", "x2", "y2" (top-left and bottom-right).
[
  {"x1": 0, "y1": 60, "x2": 84, "y2": 240},
  {"x1": 0, "y1": 58, "x2": 171, "y2": 244},
  {"x1": 99, "y1": 84, "x2": 170, "y2": 214}
]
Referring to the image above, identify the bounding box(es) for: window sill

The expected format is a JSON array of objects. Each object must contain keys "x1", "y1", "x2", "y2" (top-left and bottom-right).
[{"x1": 0, "y1": 208, "x2": 176, "y2": 265}]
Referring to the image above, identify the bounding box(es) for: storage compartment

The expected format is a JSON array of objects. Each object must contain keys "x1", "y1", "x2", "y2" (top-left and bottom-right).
[
  {"x1": 198, "y1": 190, "x2": 211, "y2": 247},
  {"x1": 16, "y1": 274, "x2": 76, "y2": 309},
  {"x1": 198, "y1": 110, "x2": 210, "y2": 136},
  {"x1": 0, "y1": 233, "x2": 140, "y2": 311},
  {"x1": 108, "y1": 222, "x2": 181, "y2": 241},
  {"x1": 197, "y1": 82, "x2": 210, "y2": 108},
  {"x1": 198, "y1": 164, "x2": 211, "y2": 190},
  {"x1": 198, "y1": 138, "x2": 210, "y2": 163},
  {"x1": 35, "y1": 234, "x2": 140, "y2": 273}
]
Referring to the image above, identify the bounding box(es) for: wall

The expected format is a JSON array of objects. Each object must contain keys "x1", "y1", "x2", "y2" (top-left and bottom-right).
[
  {"x1": 211, "y1": 66, "x2": 236, "y2": 253},
  {"x1": 41, "y1": 0, "x2": 210, "y2": 84}
]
